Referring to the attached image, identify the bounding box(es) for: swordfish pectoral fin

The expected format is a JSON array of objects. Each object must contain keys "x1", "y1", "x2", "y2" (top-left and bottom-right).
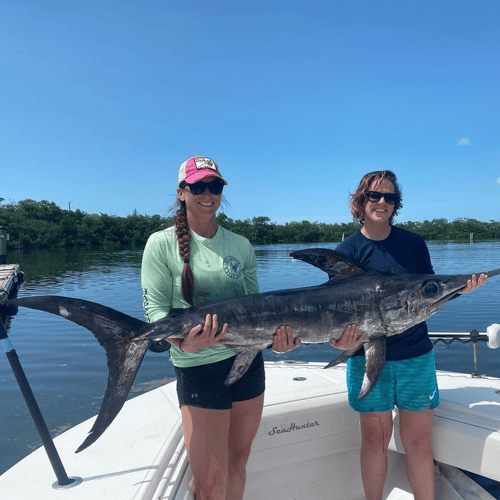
[
  {"x1": 76, "y1": 338, "x2": 150, "y2": 453},
  {"x1": 358, "y1": 337, "x2": 386, "y2": 400},
  {"x1": 224, "y1": 346, "x2": 262, "y2": 386},
  {"x1": 323, "y1": 346, "x2": 362, "y2": 369}
]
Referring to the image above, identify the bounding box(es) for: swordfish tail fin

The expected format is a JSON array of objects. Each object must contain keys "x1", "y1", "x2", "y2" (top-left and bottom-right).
[{"x1": 8, "y1": 295, "x2": 152, "y2": 453}]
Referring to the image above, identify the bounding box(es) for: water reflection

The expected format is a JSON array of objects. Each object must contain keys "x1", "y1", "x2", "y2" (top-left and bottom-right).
[
  {"x1": 1, "y1": 241, "x2": 500, "y2": 475},
  {"x1": 8, "y1": 246, "x2": 144, "y2": 287}
]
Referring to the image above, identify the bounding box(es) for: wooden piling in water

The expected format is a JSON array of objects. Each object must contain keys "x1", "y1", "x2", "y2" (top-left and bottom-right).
[{"x1": 0, "y1": 225, "x2": 8, "y2": 264}]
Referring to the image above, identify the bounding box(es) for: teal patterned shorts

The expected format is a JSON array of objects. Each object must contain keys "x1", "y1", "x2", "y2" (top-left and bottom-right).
[{"x1": 347, "y1": 350, "x2": 439, "y2": 413}]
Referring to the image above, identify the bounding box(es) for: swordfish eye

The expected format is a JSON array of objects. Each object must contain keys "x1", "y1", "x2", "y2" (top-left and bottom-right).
[{"x1": 422, "y1": 280, "x2": 440, "y2": 297}]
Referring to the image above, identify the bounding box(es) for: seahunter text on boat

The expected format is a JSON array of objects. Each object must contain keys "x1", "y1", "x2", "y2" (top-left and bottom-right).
[{"x1": 268, "y1": 420, "x2": 320, "y2": 436}]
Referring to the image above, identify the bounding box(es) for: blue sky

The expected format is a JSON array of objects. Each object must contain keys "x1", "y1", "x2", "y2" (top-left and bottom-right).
[{"x1": 1, "y1": 0, "x2": 499, "y2": 224}]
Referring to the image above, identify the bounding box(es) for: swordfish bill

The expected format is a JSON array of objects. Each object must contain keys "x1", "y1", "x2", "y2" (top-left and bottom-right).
[{"x1": 7, "y1": 248, "x2": 500, "y2": 452}]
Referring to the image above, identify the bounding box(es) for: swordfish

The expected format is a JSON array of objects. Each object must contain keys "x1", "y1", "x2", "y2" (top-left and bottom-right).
[{"x1": 7, "y1": 248, "x2": 500, "y2": 452}]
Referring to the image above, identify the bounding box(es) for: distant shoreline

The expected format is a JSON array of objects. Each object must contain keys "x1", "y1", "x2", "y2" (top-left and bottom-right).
[{"x1": 1, "y1": 199, "x2": 499, "y2": 249}]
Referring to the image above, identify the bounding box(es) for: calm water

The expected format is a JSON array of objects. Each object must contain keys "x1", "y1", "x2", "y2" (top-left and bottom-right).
[{"x1": 1, "y1": 241, "x2": 500, "y2": 475}]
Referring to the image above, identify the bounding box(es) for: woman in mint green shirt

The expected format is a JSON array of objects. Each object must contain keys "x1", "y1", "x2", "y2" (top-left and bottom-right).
[{"x1": 141, "y1": 156, "x2": 298, "y2": 500}]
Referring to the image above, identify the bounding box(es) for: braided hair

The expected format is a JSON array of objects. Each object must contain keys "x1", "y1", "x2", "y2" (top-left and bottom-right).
[
  {"x1": 173, "y1": 175, "x2": 226, "y2": 304},
  {"x1": 174, "y1": 200, "x2": 195, "y2": 304}
]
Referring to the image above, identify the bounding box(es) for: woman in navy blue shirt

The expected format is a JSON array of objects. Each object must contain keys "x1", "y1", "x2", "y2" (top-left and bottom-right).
[{"x1": 334, "y1": 170, "x2": 486, "y2": 500}]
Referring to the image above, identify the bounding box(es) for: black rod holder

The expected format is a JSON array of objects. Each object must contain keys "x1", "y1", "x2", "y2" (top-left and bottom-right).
[
  {"x1": 470, "y1": 329, "x2": 482, "y2": 378},
  {"x1": 0, "y1": 320, "x2": 75, "y2": 486}
]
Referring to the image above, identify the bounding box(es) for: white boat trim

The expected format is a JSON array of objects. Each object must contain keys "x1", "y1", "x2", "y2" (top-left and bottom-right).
[{"x1": 1, "y1": 360, "x2": 500, "y2": 499}]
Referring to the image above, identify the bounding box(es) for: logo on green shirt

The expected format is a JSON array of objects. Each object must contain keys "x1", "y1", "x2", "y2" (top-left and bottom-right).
[{"x1": 223, "y1": 256, "x2": 242, "y2": 279}]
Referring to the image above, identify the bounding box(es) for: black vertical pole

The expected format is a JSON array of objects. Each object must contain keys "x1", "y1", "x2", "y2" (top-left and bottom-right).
[
  {"x1": 470, "y1": 329, "x2": 481, "y2": 378},
  {"x1": 0, "y1": 226, "x2": 7, "y2": 265},
  {"x1": 0, "y1": 320, "x2": 75, "y2": 486}
]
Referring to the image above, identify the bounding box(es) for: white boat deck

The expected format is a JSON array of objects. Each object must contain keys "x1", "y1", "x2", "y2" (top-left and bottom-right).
[
  {"x1": 412, "y1": 371, "x2": 500, "y2": 481},
  {"x1": 1, "y1": 362, "x2": 500, "y2": 500}
]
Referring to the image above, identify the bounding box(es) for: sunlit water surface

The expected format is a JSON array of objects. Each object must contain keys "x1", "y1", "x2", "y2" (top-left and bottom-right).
[{"x1": 1, "y1": 241, "x2": 499, "y2": 475}]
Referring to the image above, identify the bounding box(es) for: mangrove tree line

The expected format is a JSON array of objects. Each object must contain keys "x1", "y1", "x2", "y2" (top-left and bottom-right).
[{"x1": 0, "y1": 199, "x2": 499, "y2": 249}]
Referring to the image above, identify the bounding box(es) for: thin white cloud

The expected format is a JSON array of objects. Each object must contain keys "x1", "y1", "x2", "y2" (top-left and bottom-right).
[
  {"x1": 456, "y1": 138, "x2": 471, "y2": 146},
  {"x1": 496, "y1": 177, "x2": 500, "y2": 186}
]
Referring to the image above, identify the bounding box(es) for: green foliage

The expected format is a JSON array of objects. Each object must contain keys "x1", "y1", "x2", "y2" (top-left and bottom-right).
[
  {"x1": 216, "y1": 214, "x2": 500, "y2": 244},
  {"x1": 0, "y1": 199, "x2": 169, "y2": 249},
  {"x1": 1, "y1": 199, "x2": 499, "y2": 249},
  {"x1": 397, "y1": 218, "x2": 500, "y2": 242}
]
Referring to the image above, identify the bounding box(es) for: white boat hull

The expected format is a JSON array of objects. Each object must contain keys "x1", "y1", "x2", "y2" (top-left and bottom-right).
[{"x1": 1, "y1": 362, "x2": 499, "y2": 499}]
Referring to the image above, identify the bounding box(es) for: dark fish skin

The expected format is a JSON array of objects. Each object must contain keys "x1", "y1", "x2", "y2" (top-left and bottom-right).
[{"x1": 7, "y1": 249, "x2": 500, "y2": 453}]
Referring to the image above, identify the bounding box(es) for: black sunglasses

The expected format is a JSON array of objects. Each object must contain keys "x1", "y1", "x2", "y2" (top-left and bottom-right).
[
  {"x1": 365, "y1": 191, "x2": 400, "y2": 205},
  {"x1": 184, "y1": 178, "x2": 225, "y2": 195}
]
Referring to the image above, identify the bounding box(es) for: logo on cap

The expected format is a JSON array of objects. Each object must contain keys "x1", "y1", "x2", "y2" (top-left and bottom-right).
[{"x1": 194, "y1": 157, "x2": 218, "y2": 172}]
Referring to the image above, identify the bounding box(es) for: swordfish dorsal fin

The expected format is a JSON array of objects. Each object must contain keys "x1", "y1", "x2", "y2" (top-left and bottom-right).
[
  {"x1": 8, "y1": 295, "x2": 151, "y2": 453},
  {"x1": 290, "y1": 248, "x2": 368, "y2": 282}
]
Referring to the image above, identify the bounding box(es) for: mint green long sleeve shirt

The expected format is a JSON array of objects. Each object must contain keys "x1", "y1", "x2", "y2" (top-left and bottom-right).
[{"x1": 141, "y1": 225, "x2": 259, "y2": 368}]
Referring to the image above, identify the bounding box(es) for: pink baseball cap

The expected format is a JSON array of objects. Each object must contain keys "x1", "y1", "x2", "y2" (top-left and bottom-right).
[{"x1": 178, "y1": 156, "x2": 228, "y2": 185}]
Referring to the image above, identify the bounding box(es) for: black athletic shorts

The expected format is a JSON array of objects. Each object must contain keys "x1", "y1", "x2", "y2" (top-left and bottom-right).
[{"x1": 174, "y1": 351, "x2": 265, "y2": 410}]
